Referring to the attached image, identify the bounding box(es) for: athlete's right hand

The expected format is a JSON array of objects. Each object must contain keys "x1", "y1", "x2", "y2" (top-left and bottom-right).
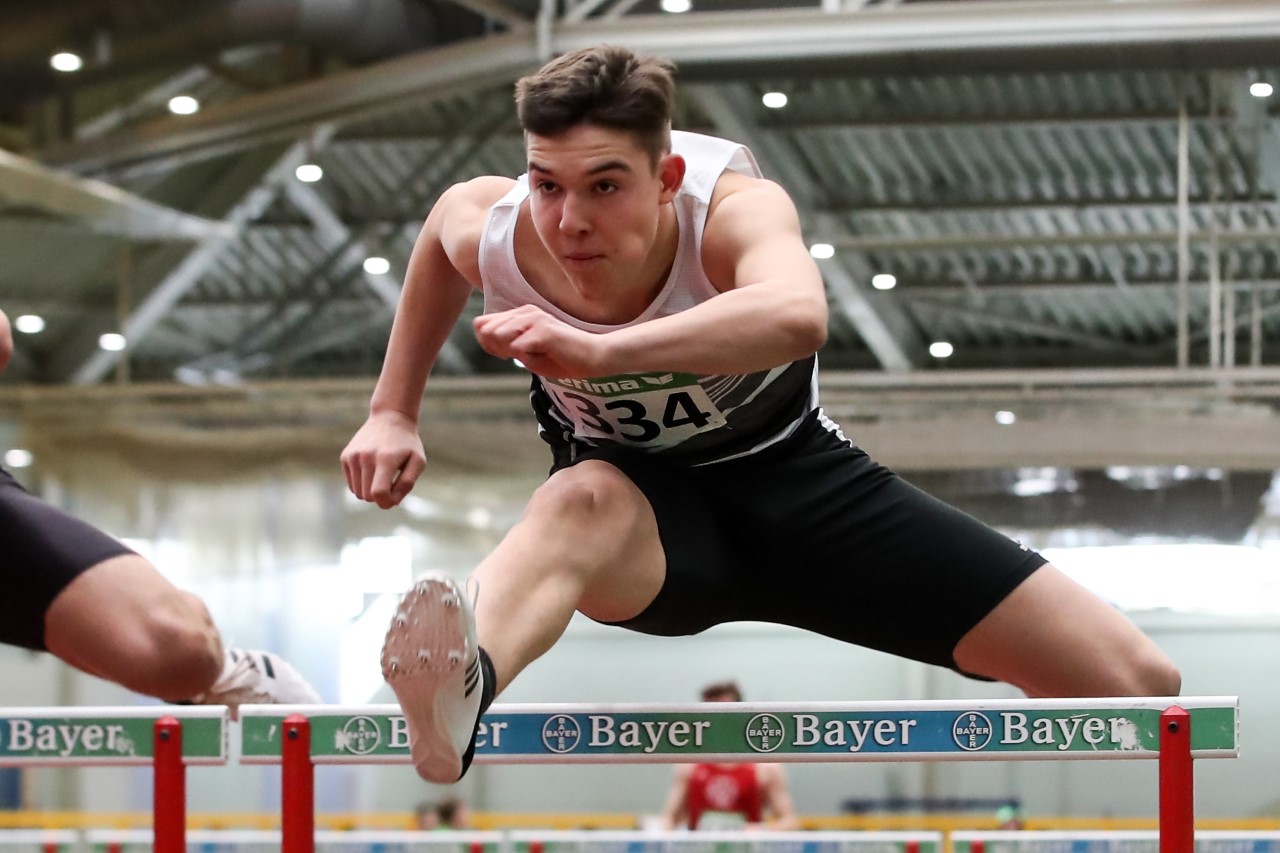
[{"x1": 341, "y1": 410, "x2": 426, "y2": 509}]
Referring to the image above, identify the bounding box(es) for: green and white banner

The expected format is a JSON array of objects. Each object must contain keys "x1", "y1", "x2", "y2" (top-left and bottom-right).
[
  {"x1": 951, "y1": 830, "x2": 1280, "y2": 853},
  {"x1": 509, "y1": 830, "x2": 942, "y2": 853},
  {"x1": 239, "y1": 698, "x2": 1237, "y2": 765},
  {"x1": 0, "y1": 706, "x2": 227, "y2": 766}
]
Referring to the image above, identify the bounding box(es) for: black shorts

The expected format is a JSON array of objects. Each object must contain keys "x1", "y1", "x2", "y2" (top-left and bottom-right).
[
  {"x1": 548, "y1": 410, "x2": 1046, "y2": 674},
  {"x1": 0, "y1": 466, "x2": 135, "y2": 651}
]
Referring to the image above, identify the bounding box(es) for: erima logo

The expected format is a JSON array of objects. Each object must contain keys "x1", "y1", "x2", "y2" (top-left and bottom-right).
[
  {"x1": 952, "y1": 712, "x2": 994, "y2": 751},
  {"x1": 745, "y1": 714, "x2": 786, "y2": 753},
  {"x1": 541, "y1": 715, "x2": 582, "y2": 754},
  {"x1": 335, "y1": 716, "x2": 382, "y2": 755}
]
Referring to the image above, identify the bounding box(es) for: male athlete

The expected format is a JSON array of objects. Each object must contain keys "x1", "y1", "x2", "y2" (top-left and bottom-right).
[
  {"x1": 661, "y1": 681, "x2": 798, "y2": 830},
  {"x1": 0, "y1": 308, "x2": 319, "y2": 712},
  {"x1": 342, "y1": 45, "x2": 1180, "y2": 784}
]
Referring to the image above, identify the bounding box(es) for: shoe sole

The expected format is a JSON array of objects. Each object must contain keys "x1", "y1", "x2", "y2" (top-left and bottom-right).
[{"x1": 381, "y1": 574, "x2": 472, "y2": 783}]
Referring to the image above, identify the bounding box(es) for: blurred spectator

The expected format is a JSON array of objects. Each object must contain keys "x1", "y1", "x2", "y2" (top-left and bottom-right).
[
  {"x1": 414, "y1": 801, "x2": 440, "y2": 830},
  {"x1": 661, "y1": 681, "x2": 799, "y2": 830},
  {"x1": 436, "y1": 796, "x2": 472, "y2": 830}
]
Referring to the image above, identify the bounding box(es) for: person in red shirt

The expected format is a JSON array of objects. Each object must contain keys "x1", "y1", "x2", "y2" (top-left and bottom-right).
[{"x1": 661, "y1": 681, "x2": 799, "y2": 830}]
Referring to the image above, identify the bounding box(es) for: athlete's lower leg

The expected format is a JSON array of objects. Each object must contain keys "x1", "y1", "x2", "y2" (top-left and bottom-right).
[{"x1": 471, "y1": 460, "x2": 665, "y2": 694}]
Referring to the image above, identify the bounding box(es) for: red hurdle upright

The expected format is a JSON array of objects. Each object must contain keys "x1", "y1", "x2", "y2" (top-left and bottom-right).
[
  {"x1": 1160, "y1": 705, "x2": 1194, "y2": 853},
  {"x1": 282, "y1": 714, "x2": 315, "y2": 853},
  {"x1": 152, "y1": 716, "x2": 186, "y2": 853}
]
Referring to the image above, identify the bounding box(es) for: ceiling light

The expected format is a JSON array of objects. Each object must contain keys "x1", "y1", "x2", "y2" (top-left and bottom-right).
[
  {"x1": 661, "y1": 0, "x2": 692, "y2": 12},
  {"x1": 995, "y1": 410, "x2": 1016, "y2": 425},
  {"x1": 871, "y1": 273, "x2": 897, "y2": 290},
  {"x1": 929, "y1": 341, "x2": 954, "y2": 358},
  {"x1": 295, "y1": 163, "x2": 323, "y2": 183},
  {"x1": 168, "y1": 95, "x2": 200, "y2": 115},
  {"x1": 3, "y1": 449, "x2": 33, "y2": 468},
  {"x1": 14, "y1": 314, "x2": 45, "y2": 334},
  {"x1": 1250, "y1": 82, "x2": 1274, "y2": 98},
  {"x1": 50, "y1": 52, "x2": 83, "y2": 73},
  {"x1": 98, "y1": 333, "x2": 127, "y2": 352},
  {"x1": 362, "y1": 257, "x2": 391, "y2": 276},
  {"x1": 761, "y1": 91, "x2": 788, "y2": 109},
  {"x1": 809, "y1": 243, "x2": 835, "y2": 259}
]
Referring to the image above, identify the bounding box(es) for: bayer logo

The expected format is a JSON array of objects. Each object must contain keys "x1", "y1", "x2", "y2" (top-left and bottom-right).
[
  {"x1": 337, "y1": 716, "x2": 383, "y2": 755},
  {"x1": 745, "y1": 714, "x2": 786, "y2": 753},
  {"x1": 541, "y1": 714, "x2": 583, "y2": 753},
  {"x1": 952, "y1": 712, "x2": 994, "y2": 751}
]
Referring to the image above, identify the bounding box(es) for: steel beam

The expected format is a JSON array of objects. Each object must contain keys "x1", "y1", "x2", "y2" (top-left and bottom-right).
[
  {"x1": 910, "y1": 297, "x2": 1139, "y2": 352},
  {"x1": 70, "y1": 130, "x2": 336, "y2": 384},
  {"x1": 687, "y1": 83, "x2": 921, "y2": 370},
  {"x1": 42, "y1": 0, "x2": 1280, "y2": 176},
  {"x1": 0, "y1": 148, "x2": 234, "y2": 241},
  {"x1": 282, "y1": 180, "x2": 470, "y2": 373},
  {"x1": 828, "y1": 227, "x2": 1280, "y2": 252}
]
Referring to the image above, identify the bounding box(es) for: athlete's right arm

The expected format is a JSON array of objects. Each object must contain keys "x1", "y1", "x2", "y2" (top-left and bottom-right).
[
  {"x1": 0, "y1": 309, "x2": 12, "y2": 374},
  {"x1": 341, "y1": 177, "x2": 512, "y2": 509},
  {"x1": 659, "y1": 764, "x2": 695, "y2": 829}
]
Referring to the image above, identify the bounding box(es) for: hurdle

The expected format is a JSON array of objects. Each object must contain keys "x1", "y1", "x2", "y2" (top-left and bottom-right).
[
  {"x1": 240, "y1": 697, "x2": 1238, "y2": 853},
  {"x1": 0, "y1": 706, "x2": 228, "y2": 853},
  {"x1": 951, "y1": 830, "x2": 1280, "y2": 853},
  {"x1": 508, "y1": 830, "x2": 943, "y2": 853}
]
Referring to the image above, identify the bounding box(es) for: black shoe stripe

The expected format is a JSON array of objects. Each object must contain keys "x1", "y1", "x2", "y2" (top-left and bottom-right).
[
  {"x1": 465, "y1": 670, "x2": 480, "y2": 693},
  {"x1": 261, "y1": 654, "x2": 276, "y2": 679}
]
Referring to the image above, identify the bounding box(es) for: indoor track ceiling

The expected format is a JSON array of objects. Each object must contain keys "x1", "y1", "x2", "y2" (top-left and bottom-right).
[{"x1": 2, "y1": 0, "x2": 1280, "y2": 489}]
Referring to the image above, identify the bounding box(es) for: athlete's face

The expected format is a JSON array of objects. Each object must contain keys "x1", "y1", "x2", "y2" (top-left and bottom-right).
[{"x1": 526, "y1": 124, "x2": 683, "y2": 291}]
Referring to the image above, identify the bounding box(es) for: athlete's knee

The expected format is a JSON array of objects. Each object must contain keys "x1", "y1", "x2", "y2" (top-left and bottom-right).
[
  {"x1": 528, "y1": 462, "x2": 646, "y2": 535},
  {"x1": 125, "y1": 592, "x2": 222, "y2": 699}
]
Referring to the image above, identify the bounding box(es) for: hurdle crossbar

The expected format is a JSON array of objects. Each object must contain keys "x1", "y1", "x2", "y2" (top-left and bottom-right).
[
  {"x1": 240, "y1": 697, "x2": 1237, "y2": 853},
  {"x1": 0, "y1": 706, "x2": 229, "y2": 853}
]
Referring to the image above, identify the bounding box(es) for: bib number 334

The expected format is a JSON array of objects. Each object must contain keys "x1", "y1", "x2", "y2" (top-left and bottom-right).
[{"x1": 545, "y1": 373, "x2": 727, "y2": 447}]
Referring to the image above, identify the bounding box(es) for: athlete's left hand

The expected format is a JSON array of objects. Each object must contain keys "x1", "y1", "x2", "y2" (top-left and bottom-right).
[{"x1": 474, "y1": 305, "x2": 606, "y2": 379}]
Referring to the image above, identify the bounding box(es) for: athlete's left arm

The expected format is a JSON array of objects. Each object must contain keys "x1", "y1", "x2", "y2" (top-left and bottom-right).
[
  {"x1": 598, "y1": 177, "x2": 828, "y2": 375},
  {"x1": 758, "y1": 764, "x2": 800, "y2": 830}
]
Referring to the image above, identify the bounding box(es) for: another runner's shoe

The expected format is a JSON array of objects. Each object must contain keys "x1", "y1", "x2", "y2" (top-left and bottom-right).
[
  {"x1": 381, "y1": 571, "x2": 488, "y2": 783},
  {"x1": 193, "y1": 648, "x2": 321, "y2": 715}
]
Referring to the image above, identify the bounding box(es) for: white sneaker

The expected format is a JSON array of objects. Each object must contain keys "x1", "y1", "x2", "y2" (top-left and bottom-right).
[
  {"x1": 381, "y1": 571, "x2": 483, "y2": 784},
  {"x1": 194, "y1": 648, "x2": 321, "y2": 715}
]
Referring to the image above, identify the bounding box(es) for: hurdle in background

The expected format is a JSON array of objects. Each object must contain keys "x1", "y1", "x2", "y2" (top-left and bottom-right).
[
  {"x1": 80, "y1": 829, "x2": 505, "y2": 852},
  {"x1": 240, "y1": 697, "x2": 1239, "y2": 853},
  {"x1": 952, "y1": 830, "x2": 1280, "y2": 853},
  {"x1": 510, "y1": 830, "x2": 943, "y2": 853},
  {"x1": 0, "y1": 707, "x2": 227, "y2": 853}
]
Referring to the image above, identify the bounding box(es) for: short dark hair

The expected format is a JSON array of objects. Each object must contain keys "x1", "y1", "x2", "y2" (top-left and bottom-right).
[
  {"x1": 515, "y1": 45, "x2": 675, "y2": 166},
  {"x1": 700, "y1": 680, "x2": 743, "y2": 702},
  {"x1": 436, "y1": 796, "x2": 465, "y2": 825}
]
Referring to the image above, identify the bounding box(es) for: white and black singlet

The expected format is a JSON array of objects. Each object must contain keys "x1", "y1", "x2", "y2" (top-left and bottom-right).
[
  {"x1": 475, "y1": 131, "x2": 1046, "y2": 673},
  {"x1": 480, "y1": 130, "x2": 817, "y2": 467}
]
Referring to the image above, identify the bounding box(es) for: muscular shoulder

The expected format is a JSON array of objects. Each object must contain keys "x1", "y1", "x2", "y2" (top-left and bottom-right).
[
  {"x1": 701, "y1": 172, "x2": 802, "y2": 287},
  {"x1": 442, "y1": 176, "x2": 517, "y2": 214},
  {"x1": 432, "y1": 176, "x2": 517, "y2": 283}
]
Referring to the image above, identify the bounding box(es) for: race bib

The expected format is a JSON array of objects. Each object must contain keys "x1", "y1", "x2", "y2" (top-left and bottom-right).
[{"x1": 543, "y1": 372, "x2": 727, "y2": 448}]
